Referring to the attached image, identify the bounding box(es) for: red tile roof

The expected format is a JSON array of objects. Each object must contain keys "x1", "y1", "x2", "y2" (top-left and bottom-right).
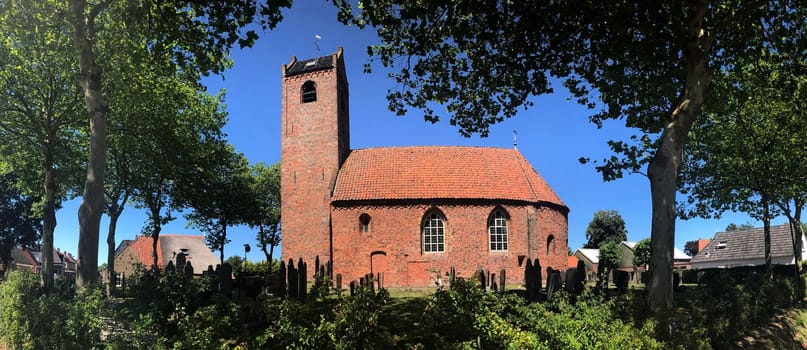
[
  {"x1": 332, "y1": 146, "x2": 565, "y2": 207},
  {"x1": 129, "y1": 236, "x2": 163, "y2": 268},
  {"x1": 568, "y1": 255, "x2": 580, "y2": 269}
]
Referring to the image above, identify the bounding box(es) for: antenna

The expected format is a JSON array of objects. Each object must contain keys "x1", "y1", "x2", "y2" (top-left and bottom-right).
[
  {"x1": 513, "y1": 130, "x2": 518, "y2": 149},
  {"x1": 314, "y1": 34, "x2": 322, "y2": 52}
]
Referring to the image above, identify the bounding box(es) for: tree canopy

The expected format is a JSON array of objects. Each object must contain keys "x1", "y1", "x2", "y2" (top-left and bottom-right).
[
  {"x1": 0, "y1": 173, "x2": 42, "y2": 278},
  {"x1": 67, "y1": 0, "x2": 291, "y2": 287},
  {"x1": 584, "y1": 210, "x2": 628, "y2": 249},
  {"x1": 633, "y1": 238, "x2": 652, "y2": 267},
  {"x1": 0, "y1": 0, "x2": 85, "y2": 288},
  {"x1": 332, "y1": 0, "x2": 806, "y2": 333}
]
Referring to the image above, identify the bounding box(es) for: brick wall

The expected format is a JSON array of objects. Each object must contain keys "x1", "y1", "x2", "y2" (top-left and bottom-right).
[
  {"x1": 330, "y1": 201, "x2": 568, "y2": 288},
  {"x1": 280, "y1": 51, "x2": 349, "y2": 273}
]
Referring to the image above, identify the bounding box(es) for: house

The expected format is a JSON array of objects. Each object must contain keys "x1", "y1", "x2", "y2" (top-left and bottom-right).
[
  {"x1": 690, "y1": 223, "x2": 807, "y2": 269},
  {"x1": 112, "y1": 234, "x2": 221, "y2": 285},
  {"x1": 0, "y1": 246, "x2": 77, "y2": 279},
  {"x1": 573, "y1": 248, "x2": 600, "y2": 280},
  {"x1": 280, "y1": 48, "x2": 569, "y2": 288},
  {"x1": 574, "y1": 241, "x2": 691, "y2": 282}
]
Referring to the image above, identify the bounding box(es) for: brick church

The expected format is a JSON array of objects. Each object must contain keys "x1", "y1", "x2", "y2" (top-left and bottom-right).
[{"x1": 280, "y1": 48, "x2": 568, "y2": 288}]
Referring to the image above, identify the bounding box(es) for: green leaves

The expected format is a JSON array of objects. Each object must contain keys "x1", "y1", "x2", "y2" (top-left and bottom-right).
[{"x1": 584, "y1": 210, "x2": 628, "y2": 249}]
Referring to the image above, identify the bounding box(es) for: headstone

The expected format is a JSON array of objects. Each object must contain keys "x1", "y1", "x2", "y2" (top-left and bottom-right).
[
  {"x1": 298, "y1": 259, "x2": 307, "y2": 303},
  {"x1": 165, "y1": 260, "x2": 175, "y2": 273},
  {"x1": 478, "y1": 270, "x2": 486, "y2": 290},
  {"x1": 499, "y1": 269, "x2": 506, "y2": 293},
  {"x1": 524, "y1": 259, "x2": 535, "y2": 300},
  {"x1": 288, "y1": 259, "x2": 298, "y2": 300},
  {"x1": 183, "y1": 261, "x2": 193, "y2": 280},
  {"x1": 575, "y1": 260, "x2": 586, "y2": 293},
  {"x1": 176, "y1": 253, "x2": 187, "y2": 272},
  {"x1": 279, "y1": 261, "x2": 287, "y2": 297},
  {"x1": 564, "y1": 268, "x2": 576, "y2": 293},
  {"x1": 219, "y1": 263, "x2": 233, "y2": 298},
  {"x1": 450, "y1": 266, "x2": 456, "y2": 283},
  {"x1": 546, "y1": 271, "x2": 562, "y2": 301},
  {"x1": 491, "y1": 273, "x2": 498, "y2": 292},
  {"x1": 615, "y1": 270, "x2": 629, "y2": 292},
  {"x1": 350, "y1": 280, "x2": 356, "y2": 297},
  {"x1": 535, "y1": 259, "x2": 542, "y2": 294},
  {"x1": 336, "y1": 273, "x2": 342, "y2": 290}
]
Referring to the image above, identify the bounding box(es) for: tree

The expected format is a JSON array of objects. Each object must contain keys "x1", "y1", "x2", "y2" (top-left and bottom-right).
[
  {"x1": 725, "y1": 222, "x2": 755, "y2": 231},
  {"x1": 584, "y1": 210, "x2": 627, "y2": 249},
  {"x1": 683, "y1": 240, "x2": 700, "y2": 257},
  {"x1": 0, "y1": 0, "x2": 85, "y2": 288},
  {"x1": 246, "y1": 162, "x2": 281, "y2": 269},
  {"x1": 597, "y1": 241, "x2": 621, "y2": 291},
  {"x1": 130, "y1": 80, "x2": 230, "y2": 270},
  {"x1": 182, "y1": 147, "x2": 254, "y2": 263},
  {"x1": 634, "y1": 238, "x2": 652, "y2": 267},
  {"x1": 0, "y1": 173, "x2": 42, "y2": 279},
  {"x1": 332, "y1": 0, "x2": 805, "y2": 334},
  {"x1": 66, "y1": 0, "x2": 291, "y2": 287},
  {"x1": 679, "y1": 53, "x2": 806, "y2": 280}
]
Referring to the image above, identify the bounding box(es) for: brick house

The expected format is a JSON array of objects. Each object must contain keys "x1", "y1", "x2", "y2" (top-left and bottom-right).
[{"x1": 280, "y1": 48, "x2": 569, "y2": 288}]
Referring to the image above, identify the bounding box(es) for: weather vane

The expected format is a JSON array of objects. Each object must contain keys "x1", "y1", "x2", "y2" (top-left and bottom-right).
[{"x1": 315, "y1": 34, "x2": 322, "y2": 52}]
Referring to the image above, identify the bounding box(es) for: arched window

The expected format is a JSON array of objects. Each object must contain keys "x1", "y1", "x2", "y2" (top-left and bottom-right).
[
  {"x1": 546, "y1": 235, "x2": 556, "y2": 255},
  {"x1": 301, "y1": 81, "x2": 317, "y2": 103},
  {"x1": 359, "y1": 213, "x2": 371, "y2": 233},
  {"x1": 422, "y1": 211, "x2": 446, "y2": 253},
  {"x1": 488, "y1": 209, "x2": 508, "y2": 251}
]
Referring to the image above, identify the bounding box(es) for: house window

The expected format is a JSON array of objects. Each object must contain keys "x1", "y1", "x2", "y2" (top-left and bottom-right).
[
  {"x1": 422, "y1": 211, "x2": 446, "y2": 253},
  {"x1": 301, "y1": 81, "x2": 317, "y2": 103},
  {"x1": 359, "y1": 213, "x2": 371, "y2": 233},
  {"x1": 115, "y1": 272, "x2": 124, "y2": 288},
  {"x1": 488, "y1": 209, "x2": 508, "y2": 251},
  {"x1": 547, "y1": 235, "x2": 555, "y2": 255}
]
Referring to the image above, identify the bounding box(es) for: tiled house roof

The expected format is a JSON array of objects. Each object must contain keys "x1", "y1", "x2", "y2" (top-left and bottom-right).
[
  {"x1": 691, "y1": 224, "x2": 801, "y2": 267},
  {"x1": 332, "y1": 146, "x2": 566, "y2": 208},
  {"x1": 129, "y1": 236, "x2": 163, "y2": 268},
  {"x1": 10, "y1": 247, "x2": 38, "y2": 268}
]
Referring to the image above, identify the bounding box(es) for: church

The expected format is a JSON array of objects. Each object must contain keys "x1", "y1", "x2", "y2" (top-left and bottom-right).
[{"x1": 280, "y1": 48, "x2": 569, "y2": 288}]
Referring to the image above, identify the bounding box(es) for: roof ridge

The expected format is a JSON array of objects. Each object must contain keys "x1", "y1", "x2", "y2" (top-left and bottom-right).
[
  {"x1": 512, "y1": 149, "x2": 539, "y2": 201},
  {"x1": 350, "y1": 145, "x2": 513, "y2": 151}
]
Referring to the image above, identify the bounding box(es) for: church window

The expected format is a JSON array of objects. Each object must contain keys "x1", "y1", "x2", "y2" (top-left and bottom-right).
[
  {"x1": 547, "y1": 235, "x2": 556, "y2": 255},
  {"x1": 422, "y1": 211, "x2": 445, "y2": 253},
  {"x1": 301, "y1": 81, "x2": 317, "y2": 103},
  {"x1": 359, "y1": 213, "x2": 371, "y2": 233},
  {"x1": 488, "y1": 209, "x2": 508, "y2": 251}
]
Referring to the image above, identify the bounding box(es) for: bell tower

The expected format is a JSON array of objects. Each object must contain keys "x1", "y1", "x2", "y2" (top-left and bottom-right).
[{"x1": 280, "y1": 48, "x2": 350, "y2": 272}]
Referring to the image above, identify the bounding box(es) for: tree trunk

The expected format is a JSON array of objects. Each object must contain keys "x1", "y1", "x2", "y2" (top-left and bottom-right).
[
  {"x1": 219, "y1": 218, "x2": 228, "y2": 263},
  {"x1": 150, "y1": 205, "x2": 162, "y2": 270},
  {"x1": 762, "y1": 197, "x2": 772, "y2": 280},
  {"x1": 106, "y1": 205, "x2": 121, "y2": 293},
  {"x1": 71, "y1": 0, "x2": 108, "y2": 288},
  {"x1": 647, "y1": 1, "x2": 712, "y2": 339},
  {"x1": 41, "y1": 148, "x2": 57, "y2": 289}
]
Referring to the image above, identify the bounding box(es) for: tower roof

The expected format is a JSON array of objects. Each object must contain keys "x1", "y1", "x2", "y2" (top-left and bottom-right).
[
  {"x1": 332, "y1": 146, "x2": 566, "y2": 208},
  {"x1": 283, "y1": 47, "x2": 343, "y2": 77}
]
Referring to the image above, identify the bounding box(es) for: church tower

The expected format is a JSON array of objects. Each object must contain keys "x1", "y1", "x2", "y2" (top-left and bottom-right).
[{"x1": 280, "y1": 48, "x2": 350, "y2": 272}]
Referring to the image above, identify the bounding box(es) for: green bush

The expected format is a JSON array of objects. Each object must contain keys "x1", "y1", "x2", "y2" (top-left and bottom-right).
[{"x1": 0, "y1": 270, "x2": 105, "y2": 350}]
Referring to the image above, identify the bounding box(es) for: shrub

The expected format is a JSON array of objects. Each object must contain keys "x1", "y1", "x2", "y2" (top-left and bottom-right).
[{"x1": 0, "y1": 270, "x2": 105, "y2": 350}]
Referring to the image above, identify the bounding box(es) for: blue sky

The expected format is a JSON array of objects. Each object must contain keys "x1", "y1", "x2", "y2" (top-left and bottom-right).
[{"x1": 53, "y1": 1, "x2": 782, "y2": 264}]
